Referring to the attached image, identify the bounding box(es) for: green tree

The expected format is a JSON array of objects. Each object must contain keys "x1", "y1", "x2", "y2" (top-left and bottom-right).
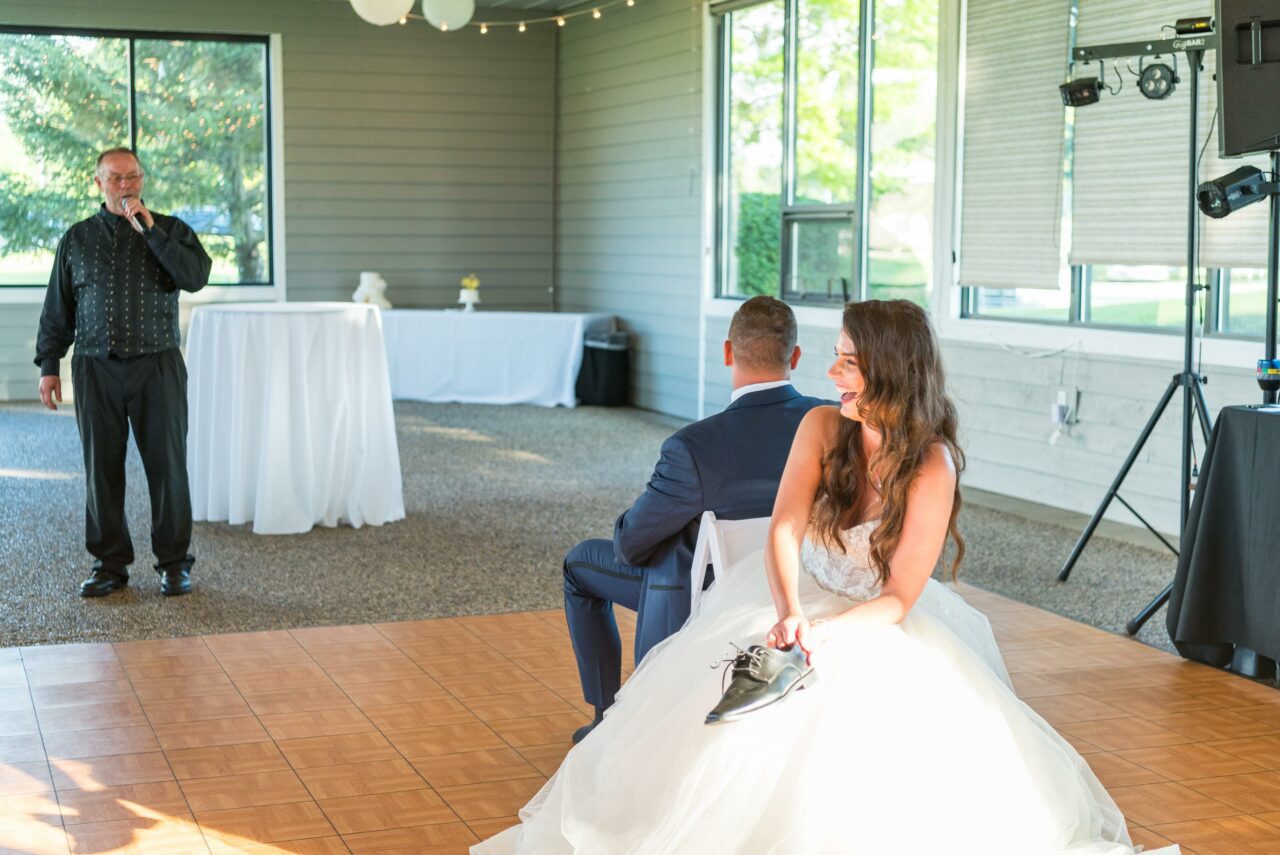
[
  {"x1": 735, "y1": 192, "x2": 782, "y2": 296},
  {"x1": 0, "y1": 33, "x2": 268, "y2": 282},
  {"x1": 0, "y1": 35, "x2": 129, "y2": 253}
]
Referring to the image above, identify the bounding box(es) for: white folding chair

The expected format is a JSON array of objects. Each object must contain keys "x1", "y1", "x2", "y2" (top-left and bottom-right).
[{"x1": 689, "y1": 510, "x2": 772, "y2": 615}]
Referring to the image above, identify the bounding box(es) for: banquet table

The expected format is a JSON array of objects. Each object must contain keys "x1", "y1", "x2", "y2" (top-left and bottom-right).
[
  {"x1": 186, "y1": 302, "x2": 405, "y2": 535},
  {"x1": 380, "y1": 309, "x2": 615, "y2": 407}
]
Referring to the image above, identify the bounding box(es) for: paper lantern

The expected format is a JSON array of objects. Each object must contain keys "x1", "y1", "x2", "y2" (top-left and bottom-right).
[
  {"x1": 421, "y1": 0, "x2": 475, "y2": 31},
  {"x1": 349, "y1": 0, "x2": 414, "y2": 26}
]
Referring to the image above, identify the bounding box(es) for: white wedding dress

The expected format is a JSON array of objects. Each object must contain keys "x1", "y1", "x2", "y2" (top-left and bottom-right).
[{"x1": 474, "y1": 522, "x2": 1178, "y2": 855}]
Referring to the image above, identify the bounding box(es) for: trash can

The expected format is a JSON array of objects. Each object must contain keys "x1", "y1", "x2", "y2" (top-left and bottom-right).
[{"x1": 576, "y1": 330, "x2": 630, "y2": 406}]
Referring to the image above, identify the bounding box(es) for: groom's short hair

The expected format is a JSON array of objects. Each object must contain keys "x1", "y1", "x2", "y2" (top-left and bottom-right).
[{"x1": 728, "y1": 296, "x2": 798, "y2": 371}]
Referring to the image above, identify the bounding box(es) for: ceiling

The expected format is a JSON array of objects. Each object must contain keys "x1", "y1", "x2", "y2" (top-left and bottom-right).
[{"x1": 474, "y1": 0, "x2": 572, "y2": 10}]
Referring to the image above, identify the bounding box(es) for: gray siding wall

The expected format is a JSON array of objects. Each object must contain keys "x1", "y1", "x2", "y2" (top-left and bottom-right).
[
  {"x1": 554, "y1": 0, "x2": 703, "y2": 419},
  {"x1": 940, "y1": 341, "x2": 1253, "y2": 539},
  {"x1": 704, "y1": 313, "x2": 1255, "y2": 536},
  {"x1": 0, "y1": 0, "x2": 555, "y2": 399}
]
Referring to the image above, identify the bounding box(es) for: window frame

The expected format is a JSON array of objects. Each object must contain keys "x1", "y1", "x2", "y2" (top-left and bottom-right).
[
  {"x1": 0, "y1": 24, "x2": 275, "y2": 289},
  {"x1": 712, "y1": 0, "x2": 878, "y2": 306},
  {"x1": 960, "y1": 262, "x2": 1271, "y2": 343}
]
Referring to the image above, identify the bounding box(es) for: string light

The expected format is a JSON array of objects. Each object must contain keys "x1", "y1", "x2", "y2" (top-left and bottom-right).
[
  {"x1": 390, "y1": 0, "x2": 635, "y2": 33},
  {"x1": 440, "y1": 21, "x2": 449, "y2": 31},
  {"x1": 398, "y1": 16, "x2": 407, "y2": 24}
]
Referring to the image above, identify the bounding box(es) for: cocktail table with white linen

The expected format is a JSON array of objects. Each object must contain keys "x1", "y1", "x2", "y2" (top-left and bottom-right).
[{"x1": 186, "y1": 302, "x2": 405, "y2": 535}]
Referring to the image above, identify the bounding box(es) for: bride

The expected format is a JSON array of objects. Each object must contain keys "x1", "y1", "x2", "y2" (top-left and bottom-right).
[{"x1": 474, "y1": 300, "x2": 1176, "y2": 855}]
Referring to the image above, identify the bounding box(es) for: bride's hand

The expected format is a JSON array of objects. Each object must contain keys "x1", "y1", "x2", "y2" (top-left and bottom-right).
[
  {"x1": 797, "y1": 618, "x2": 833, "y2": 666},
  {"x1": 765, "y1": 614, "x2": 809, "y2": 650}
]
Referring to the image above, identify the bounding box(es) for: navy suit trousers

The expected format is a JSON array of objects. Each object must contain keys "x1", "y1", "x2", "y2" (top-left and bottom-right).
[{"x1": 563, "y1": 539, "x2": 705, "y2": 711}]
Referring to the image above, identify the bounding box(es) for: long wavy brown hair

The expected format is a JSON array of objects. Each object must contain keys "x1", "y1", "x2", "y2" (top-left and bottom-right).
[{"x1": 811, "y1": 300, "x2": 966, "y2": 584}]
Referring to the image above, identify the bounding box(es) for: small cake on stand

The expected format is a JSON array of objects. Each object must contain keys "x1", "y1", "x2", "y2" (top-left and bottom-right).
[{"x1": 459, "y1": 273, "x2": 480, "y2": 312}]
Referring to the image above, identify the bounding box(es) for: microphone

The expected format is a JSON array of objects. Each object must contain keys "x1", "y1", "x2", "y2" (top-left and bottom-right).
[{"x1": 120, "y1": 196, "x2": 146, "y2": 234}]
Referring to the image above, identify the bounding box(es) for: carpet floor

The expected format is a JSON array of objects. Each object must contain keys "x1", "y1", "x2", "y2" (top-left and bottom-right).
[{"x1": 0, "y1": 401, "x2": 1180, "y2": 652}]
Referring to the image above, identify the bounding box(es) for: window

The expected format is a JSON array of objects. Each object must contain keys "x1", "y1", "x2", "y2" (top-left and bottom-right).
[
  {"x1": 959, "y1": 0, "x2": 1273, "y2": 347},
  {"x1": 0, "y1": 27, "x2": 272, "y2": 287},
  {"x1": 866, "y1": 0, "x2": 937, "y2": 305},
  {"x1": 1084, "y1": 265, "x2": 1189, "y2": 330},
  {"x1": 720, "y1": 2, "x2": 785, "y2": 300},
  {"x1": 1221, "y1": 267, "x2": 1268, "y2": 337},
  {"x1": 715, "y1": 0, "x2": 938, "y2": 306},
  {"x1": 966, "y1": 287, "x2": 1072, "y2": 323}
]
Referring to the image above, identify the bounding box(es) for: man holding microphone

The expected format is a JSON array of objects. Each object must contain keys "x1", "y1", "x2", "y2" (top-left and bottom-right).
[{"x1": 35, "y1": 147, "x2": 212, "y2": 598}]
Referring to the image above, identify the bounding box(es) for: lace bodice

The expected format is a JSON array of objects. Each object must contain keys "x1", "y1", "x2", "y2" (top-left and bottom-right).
[{"x1": 801, "y1": 520, "x2": 882, "y2": 601}]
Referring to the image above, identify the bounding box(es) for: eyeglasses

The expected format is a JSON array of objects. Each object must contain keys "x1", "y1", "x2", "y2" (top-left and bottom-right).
[{"x1": 103, "y1": 173, "x2": 144, "y2": 184}]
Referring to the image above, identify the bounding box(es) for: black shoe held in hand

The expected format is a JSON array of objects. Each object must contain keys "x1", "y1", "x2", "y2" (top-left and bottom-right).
[{"x1": 705, "y1": 644, "x2": 817, "y2": 726}]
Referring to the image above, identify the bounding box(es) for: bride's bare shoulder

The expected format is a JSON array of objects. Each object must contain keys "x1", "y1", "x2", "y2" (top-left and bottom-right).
[
  {"x1": 801, "y1": 405, "x2": 843, "y2": 429},
  {"x1": 797, "y1": 405, "x2": 843, "y2": 448},
  {"x1": 918, "y1": 440, "x2": 959, "y2": 488}
]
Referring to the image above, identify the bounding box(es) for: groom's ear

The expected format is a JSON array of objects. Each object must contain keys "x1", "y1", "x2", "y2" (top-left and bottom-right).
[
  {"x1": 723, "y1": 340, "x2": 734, "y2": 367},
  {"x1": 789, "y1": 346, "x2": 801, "y2": 370}
]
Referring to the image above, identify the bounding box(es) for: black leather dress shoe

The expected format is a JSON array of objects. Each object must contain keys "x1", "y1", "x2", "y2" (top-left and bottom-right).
[
  {"x1": 158, "y1": 566, "x2": 192, "y2": 596},
  {"x1": 80, "y1": 568, "x2": 128, "y2": 598},
  {"x1": 705, "y1": 644, "x2": 817, "y2": 726}
]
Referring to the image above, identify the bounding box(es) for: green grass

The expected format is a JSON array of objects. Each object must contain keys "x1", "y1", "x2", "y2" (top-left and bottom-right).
[
  {"x1": 868, "y1": 254, "x2": 925, "y2": 287},
  {"x1": 0, "y1": 251, "x2": 51, "y2": 286},
  {"x1": 867, "y1": 253, "x2": 929, "y2": 307}
]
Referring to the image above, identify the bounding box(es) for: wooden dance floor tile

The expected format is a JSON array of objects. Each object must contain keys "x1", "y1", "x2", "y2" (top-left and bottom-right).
[
  {"x1": 0, "y1": 584, "x2": 1275, "y2": 852},
  {"x1": 315, "y1": 788, "x2": 457, "y2": 835},
  {"x1": 342, "y1": 820, "x2": 478, "y2": 854},
  {"x1": 409, "y1": 748, "x2": 540, "y2": 789},
  {"x1": 177, "y1": 769, "x2": 313, "y2": 813},
  {"x1": 295, "y1": 759, "x2": 428, "y2": 800}
]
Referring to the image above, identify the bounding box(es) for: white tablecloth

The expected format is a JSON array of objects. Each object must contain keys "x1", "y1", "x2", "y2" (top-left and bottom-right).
[
  {"x1": 381, "y1": 310, "x2": 615, "y2": 407},
  {"x1": 186, "y1": 302, "x2": 405, "y2": 535}
]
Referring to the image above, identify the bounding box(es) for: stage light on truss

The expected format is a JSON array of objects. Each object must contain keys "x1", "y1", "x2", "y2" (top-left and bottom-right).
[
  {"x1": 1059, "y1": 77, "x2": 1101, "y2": 107},
  {"x1": 1197, "y1": 166, "x2": 1269, "y2": 219},
  {"x1": 1138, "y1": 62, "x2": 1178, "y2": 100}
]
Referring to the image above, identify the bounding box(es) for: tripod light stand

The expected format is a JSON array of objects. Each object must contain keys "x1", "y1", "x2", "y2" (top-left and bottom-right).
[{"x1": 1055, "y1": 33, "x2": 1217, "y2": 636}]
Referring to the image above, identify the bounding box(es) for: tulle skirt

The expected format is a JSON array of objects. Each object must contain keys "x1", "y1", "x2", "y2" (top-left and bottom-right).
[{"x1": 473, "y1": 550, "x2": 1178, "y2": 855}]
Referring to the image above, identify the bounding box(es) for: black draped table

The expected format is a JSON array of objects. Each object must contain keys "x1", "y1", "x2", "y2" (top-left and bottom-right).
[{"x1": 1167, "y1": 405, "x2": 1280, "y2": 679}]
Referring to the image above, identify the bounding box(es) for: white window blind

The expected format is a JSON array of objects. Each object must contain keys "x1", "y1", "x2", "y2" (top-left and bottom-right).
[
  {"x1": 1069, "y1": 0, "x2": 1269, "y2": 270},
  {"x1": 958, "y1": 0, "x2": 1071, "y2": 290}
]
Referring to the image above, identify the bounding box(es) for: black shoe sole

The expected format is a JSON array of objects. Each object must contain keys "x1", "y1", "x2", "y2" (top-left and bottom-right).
[
  {"x1": 161, "y1": 585, "x2": 191, "y2": 597},
  {"x1": 79, "y1": 584, "x2": 127, "y2": 598}
]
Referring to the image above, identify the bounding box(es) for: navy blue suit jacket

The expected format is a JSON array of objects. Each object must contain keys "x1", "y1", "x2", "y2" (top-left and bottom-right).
[{"x1": 612, "y1": 384, "x2": 827, "y2": 649}]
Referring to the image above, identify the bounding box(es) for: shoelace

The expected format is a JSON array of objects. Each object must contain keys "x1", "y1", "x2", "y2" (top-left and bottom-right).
[{"x1": 710, "y1": 643, "x2": 769, "y2": 694}]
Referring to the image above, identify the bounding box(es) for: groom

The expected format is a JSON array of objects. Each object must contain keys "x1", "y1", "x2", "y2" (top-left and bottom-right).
[{"x1": 564, "y1": 296, "x2": 825, "y2": 742}]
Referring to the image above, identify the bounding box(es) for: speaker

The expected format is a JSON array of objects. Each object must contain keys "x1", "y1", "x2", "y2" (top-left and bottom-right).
[{"x1": 1215, "y1": 0, "x2": 1280, "y2": 157}]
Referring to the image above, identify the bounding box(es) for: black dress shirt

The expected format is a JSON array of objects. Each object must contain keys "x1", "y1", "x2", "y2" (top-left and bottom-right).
[{"x1": 35, "y1": 204, "x2": 212, "y2": 376}]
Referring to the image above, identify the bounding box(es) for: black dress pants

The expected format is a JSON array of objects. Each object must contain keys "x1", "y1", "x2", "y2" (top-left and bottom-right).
[{"x1": 71, "y1": 350, "x2": 193, "y2": 574}]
